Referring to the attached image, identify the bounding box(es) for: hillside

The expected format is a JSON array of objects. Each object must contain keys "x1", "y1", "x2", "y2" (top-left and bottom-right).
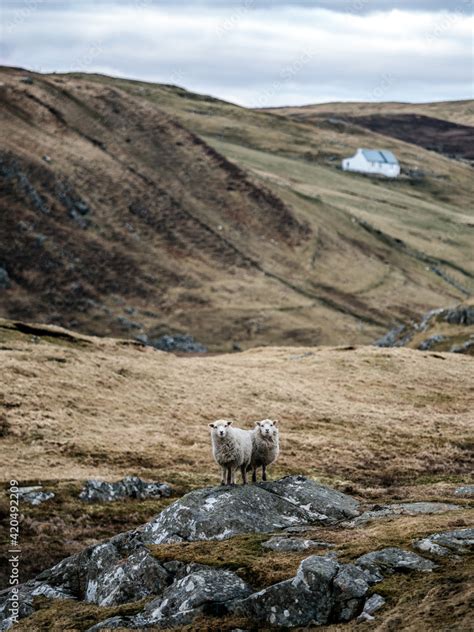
[
  {"x1": 1, "y1": 67, "x2": 473, "y2": 350},
  {"x1": 265, "y1": 99, "x2": 474, "y2": 127},
  {"x1": 0, "y1": 320, "x2": 472, "y2": 630}
]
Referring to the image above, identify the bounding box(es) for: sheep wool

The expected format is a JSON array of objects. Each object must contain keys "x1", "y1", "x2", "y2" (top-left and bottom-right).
[
  {"x1": 250, "y1": 419, "x2": 279, "y2": 482},
  {"x1": 208, "y1": 420, "x2": 252, "y2": 485}
]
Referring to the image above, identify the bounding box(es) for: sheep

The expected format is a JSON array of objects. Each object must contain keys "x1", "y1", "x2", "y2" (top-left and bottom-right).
[
  {"x1": 208, "y1": 420, "x2": 253, "y2": 485},
  {"x1": 249, "y1": 419, "x2": 279, "y2": 482}
]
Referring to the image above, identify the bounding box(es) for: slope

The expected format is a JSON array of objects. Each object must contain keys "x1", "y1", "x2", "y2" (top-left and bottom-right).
[{"x1": 1, "y1": 68, "x2": 473, "y2": 350}]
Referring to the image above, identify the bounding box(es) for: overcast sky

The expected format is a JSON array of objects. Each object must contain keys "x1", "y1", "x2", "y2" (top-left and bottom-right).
[{"x1": 1, "y1": 1, "x2": 472, "y2": 106}]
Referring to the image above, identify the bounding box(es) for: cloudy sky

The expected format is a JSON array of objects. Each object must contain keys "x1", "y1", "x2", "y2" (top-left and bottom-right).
[{"x1": 1, "y1": 1, "x2": 472, "y2": 106}]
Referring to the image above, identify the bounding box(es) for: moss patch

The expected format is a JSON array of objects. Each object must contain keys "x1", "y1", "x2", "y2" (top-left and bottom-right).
[
  {"x1": 149, "y1": 533, "x2": 326, "y2": 588},
  {"x1": 14, "y1": 596, "x2": 148, "y2": 632}
]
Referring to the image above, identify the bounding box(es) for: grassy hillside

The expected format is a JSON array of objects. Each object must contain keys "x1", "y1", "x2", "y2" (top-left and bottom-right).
[
  {"x1": 1, "y1": 67, "x2": 473, "y2": 351},
  {"x1": 265, "y1": 99, "x2": 474, "y2": 126}
]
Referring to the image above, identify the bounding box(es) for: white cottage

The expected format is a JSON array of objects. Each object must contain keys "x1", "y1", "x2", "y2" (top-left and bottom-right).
[{"x1": 342, "y1": 148, "x2": 400, "y2": 178}]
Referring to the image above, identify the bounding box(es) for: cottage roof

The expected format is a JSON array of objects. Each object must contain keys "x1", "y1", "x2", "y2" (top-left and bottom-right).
[{"x1": 361, "y1": 149, "x2": 399, "y2": 165}]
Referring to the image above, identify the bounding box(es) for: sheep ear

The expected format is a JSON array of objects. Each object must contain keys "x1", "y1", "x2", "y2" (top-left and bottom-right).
[
  {"x1": 255, "y1": 421, "x2": 261, "y2": 427},
  {"x1": 226, "y1": 420, "x2": 233, "y2": 426},
  {"x1": 272, "y1": 420, "x2": 278, "y2": 426},
  {"x1": 208, "y1": 423, "x2": 215, "y2": 428}
]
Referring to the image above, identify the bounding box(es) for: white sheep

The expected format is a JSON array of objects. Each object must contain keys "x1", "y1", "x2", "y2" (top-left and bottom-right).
[
  {"x1": 208, "y1": 420, "x2": 253, "y2": 485},
  {"x1": 250, "y1": 419, "x2": 279, "y2": 482}
]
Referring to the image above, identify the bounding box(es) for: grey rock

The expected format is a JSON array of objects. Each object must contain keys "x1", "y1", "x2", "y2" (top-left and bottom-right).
[
  {"x1": 150, "y1": 334, "x2": 207, "y2": 353},
  {"x1": 79, "y1": 476, "x2": 172, "y2": 502},
  {"x1": 414, "y1": 528, "x2": 474, "y2": 557},
  {"x1": 19, "y1": 76, "x2": 33, "y2": 84},
  {"x1": 35, "y1": 532, "x2": 145, "y2": 601},
  {"x1": 142, "y1": 477, "x2": 356, "y2": 545},
  {"x1": 443, "y1": 305, "x2": 474, "y2": 326},
  {"x1": 18, "y1": 486, "x2": 55, "y2": 505},
  {"x1": 454, "y1": 485, "x2": 474, "y2": 497},
  {"x1": 87, "y1": 568, "x2": 251, "y2": 630},
  {"x1": 356, "y1": 547, "x2": 435, "y2": 581},
  {"x1": 68, "y1": 208, "x2": 89, "y2": 228},
  {"x1": 262, "y1": 536, "x2": 334, "y2": 552},
  {"x1": 450, "y1": 339, "x2": 474, "y2": 354},
  {"x1": 418, "y1": 334, "x2": 445, "y2": 350},
  {"x1": 135, "y1": 568, "x2": 252, "y2": 627},
  {"x1": 0, "y1": 267, "x2": 10, "y2": 289},
  {"x1": 357, "y1": 593, "x2": 386, "y2": 622},
  {"x1": 135, "y1": 333, "x2": 149, "y2": 345},
  {"x1": 75, "y1": 201, "x2": 90, "y2": 216},
  {"x1": 142, "y1": 484, "x2": 314, "y2": 544},
  {"x1": 332, "y1": 564, "x2": 370, "y2": 622},
  {"x1": 347, "y1": 501, "x2": 462, "y2": 527},
  {"x1": 233, "y1": 555, "x2": 369, "y2": 627},
  {"x1": 0, "y1": 581, "x2": 71, "y2": 631},
  {"x1": 85, "y1": 548, "x2": 169, "y2": 606},
  {"x1": 374, "y1": 324, "x2": 410, "y2": 348},
  {"x1": 260, "y1": 475, "x2": 360, "y2": 523}
]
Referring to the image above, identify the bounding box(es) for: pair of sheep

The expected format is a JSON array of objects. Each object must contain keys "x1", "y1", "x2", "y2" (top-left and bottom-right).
[{"x1": 208, "y1": 419, "x2": 279, "y2": 485}]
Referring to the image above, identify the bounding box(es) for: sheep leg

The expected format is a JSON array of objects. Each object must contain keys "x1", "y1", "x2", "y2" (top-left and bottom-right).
[
  {"x1": 221, "y1": 467, "x2": 227, "y2": 486},
  {"x1": 226, "y1": 466, "x2": 232, "y2": 486},
  {"x1": 240, "y1": 465, "x2": 247, "y2": 485},
  {"x1": 252, "y1": 468, "x2": 257, "y2": 483},
  {"x1": 262, "y1": 464, "x2": 267, "y2": 481}
]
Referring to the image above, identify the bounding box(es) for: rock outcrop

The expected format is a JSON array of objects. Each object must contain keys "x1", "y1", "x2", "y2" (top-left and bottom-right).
[
  {"x1": 141, "y1": 476, "x2": 359, "y2": 544},
  {"x1": 17, "y1": 486, "x2": 55, "y2": 506},
  {"x1": 1, "y1": 477, "x2": 467, "y2": 631},
  {"x1": 375, "y1": 301, "x2": 474, "y2": 355},
  {"x1": 414, "y1": 528, "x2": 474, "y2": 557},
  {"x1": 79, "y1": 476, "x2": 172, "y2": 502}
]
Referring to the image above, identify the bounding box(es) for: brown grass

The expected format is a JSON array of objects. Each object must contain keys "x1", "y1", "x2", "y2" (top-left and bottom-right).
[{"x1": 1, "y1": 321, "x2": 472, "y2": 487}]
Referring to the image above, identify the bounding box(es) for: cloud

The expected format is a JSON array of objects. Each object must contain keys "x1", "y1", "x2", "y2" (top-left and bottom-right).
[{"x1": 1, "y1": 1, "x2": 472, "y2": 106}]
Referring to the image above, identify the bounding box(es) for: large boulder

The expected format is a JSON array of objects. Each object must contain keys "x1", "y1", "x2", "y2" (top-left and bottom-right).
[
  {"x1": 232, "y1": 555, "x2": 369, "y2": 627},
  {"x1": 142, "y1": 476, "x2": 359, "y2": 544},
  {"x1": 87, "y1": 568, "x2": 251, "y2": 630}
]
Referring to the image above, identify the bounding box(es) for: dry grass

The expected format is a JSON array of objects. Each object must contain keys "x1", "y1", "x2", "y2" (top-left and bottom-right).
[
  {"x1": 1, "y1": 320, "x2": 473, "y2": 487},
  {"x1": 1, "y1": 320, "x2": 472, "y2": 597},
  {"x1": 39, "y1": 70, "x2": 474, "y2": 348}
]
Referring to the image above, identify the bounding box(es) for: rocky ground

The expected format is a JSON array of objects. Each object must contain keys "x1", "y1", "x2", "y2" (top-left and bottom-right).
[{"x1": 0, "y1": 476, "x2": 472, "y2": 631}]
